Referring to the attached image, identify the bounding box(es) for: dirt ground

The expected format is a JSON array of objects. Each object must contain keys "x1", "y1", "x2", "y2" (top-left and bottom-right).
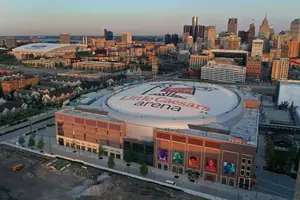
[{"x1": 0, "y1": 145, "x2": 205, "y2": 200}]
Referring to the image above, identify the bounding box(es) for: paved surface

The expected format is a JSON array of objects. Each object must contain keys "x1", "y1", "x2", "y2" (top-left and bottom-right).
[{"x1": 3, "y1": 126, "x2": 289, "y2": 200}]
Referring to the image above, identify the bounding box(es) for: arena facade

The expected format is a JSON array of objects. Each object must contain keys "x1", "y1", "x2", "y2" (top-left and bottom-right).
[{"x1": 55, "y1": 81, "x2": 260, "y2": 189}]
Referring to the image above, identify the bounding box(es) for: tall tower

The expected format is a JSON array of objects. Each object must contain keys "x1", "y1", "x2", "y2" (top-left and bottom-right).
[
  {"x1": 60, "y1": 33, "x2": 70, "y2": 44},
  {"x1": 227, "y1": 18, "x2": 238, "y2": 35},
  {"x1": 251, "y1": 39, "x2": 264, "y2": 57},
  {"x1": 204, "y1": 26, "x2": 216, "y2": 49},
  {"x1": 259, "y1": 15, "x2": 270, "y2": 38},
  {"x1": 248, "y1": 23, "x2": 255, "y2": 50},
  {"x1": 290, "y1": 19, "x2": 300, "y2": 42},
  {"x1": 192, "y1": 16, "x2": 199, "y2": 42},
  {"x1": 122, "y1": 32, "x2": 132, "y2": 43}
]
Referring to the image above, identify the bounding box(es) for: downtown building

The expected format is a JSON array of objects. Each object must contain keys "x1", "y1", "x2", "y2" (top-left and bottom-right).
[
  {"x1": 121, "y1": 32, "x2": 132, "y2": 44},
  {"x1": 60, "y1": 33, "x2": 70, "y2": 44},
  {"x1": 227, "y1": 18, "x2": 238, "y2": 35},
  {"x1": 55, "y1": 81, "x2": 260, "y2": 189},
  {"x1": 246, "y1": 57, "x2": 262, "y2": 81},
  {"x1": 251, "y1": 39, "x2": 264, "y2": 57},
  {"x1": 271, "y1": 58, "x2": 289, "y2": 80},
  {"x1": 189, "y1": 55, "x2": 209, "y2": 71}
]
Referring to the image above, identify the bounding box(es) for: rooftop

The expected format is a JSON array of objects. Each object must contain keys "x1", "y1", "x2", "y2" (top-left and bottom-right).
[{"x1": 210, "y1": 49, "x2": 248, "y2": 54}]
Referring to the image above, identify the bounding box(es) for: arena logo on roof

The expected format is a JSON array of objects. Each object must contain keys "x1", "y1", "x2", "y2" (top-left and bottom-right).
[{"x1": 119, "y1": 85, "x2": 210, "y2": 113}]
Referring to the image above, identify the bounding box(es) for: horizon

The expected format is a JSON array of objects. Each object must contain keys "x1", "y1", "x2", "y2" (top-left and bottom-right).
[{"x1": 0, "y1": 0, "x2": 299, "y2": 36}]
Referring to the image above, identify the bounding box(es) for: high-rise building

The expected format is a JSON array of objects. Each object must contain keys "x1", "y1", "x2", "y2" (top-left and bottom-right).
[
  {"x1": 228, "y1": 35, "x2": 241, "y2": 50},
  {"x1": 271, "y1": 58, "x2": 289, "y2": 80},
  {"x1": 60, "y1": 33, "x2": 70, "y2": 44},
  {"x1": 197, "y1": 25, "x2": 205, "y2": 38},
  {"x1": 186, "y1": 36, "x2": 193, "y2": 45},
  {"x1": 251, "y1": 39, "x2": 264, "y2": 57},
  {"x1": 105, "y1": 30, "x2": 113, "y2": 40},
  {"x1": 246, "y1": 57, "x2": 262, "y2": 81},
  {"x1": 183, "y1": 25, "x2": 191, "y2": 34},
  {"x1": 288, "y1": 40, "x2": 300, "y2": 58},
  {"x1": 281, "y1": 42, "x2": 289, "y2": 58},
  {"x1": 204, "y1": 26, "x2": 216, "y2": 49},
  {"x1": 164, "y1": 33, "x2": 172, "y2": 44},
  {"x1": 248, "y1": 23, "x2": 255, "y2": 51},
  {"x1": 269, "y1": 49, "x2": 281, "y2": 61},
  {"x1": 290, "y1": 19, "x2": 300, "y2": 42},
  {"x1": 5, "y1": 37, "x2": 17, "y2": 48},
  {"x1": 227, "y1": 18, "x2": 238, "y2": 35},
  {"x1": 189, "y1": 55, "x2": 209, "y2": 71},
  {"x1": 171, "y1": 34, "x2": 179, "y2": 45},
  {"x1": 259, "y1": 16, "x2": 271, "y2": 39},
  {"x1": 192, "y1": 16, "x2": 199, "y2": 41},
  {"x1": 0, "y1": 38, "x2": 5, "y2": 46},
  {"x1": 238, "y1": 31, "x2": 249, "y2": 44},
  {"x1": 121, "y1": 32, "x2": 132, "y2": 44}
]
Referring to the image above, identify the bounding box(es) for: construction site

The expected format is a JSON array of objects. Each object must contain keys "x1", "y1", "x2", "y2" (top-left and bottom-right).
[{"x1": 0, "y1": 145, "x2": 205, "y2": 200}]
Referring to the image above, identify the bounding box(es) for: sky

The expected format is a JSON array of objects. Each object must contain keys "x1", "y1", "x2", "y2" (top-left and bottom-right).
[{"x1": 0, "y1": 0, "x2": 299, "y2": 36}]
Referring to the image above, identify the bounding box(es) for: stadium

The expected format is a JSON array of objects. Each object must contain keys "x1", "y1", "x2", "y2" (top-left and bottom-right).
[
  {"x1": 11, "y1": 43, "x2": 88, "y2": 59},
  {"x1": 55, "y1": 81, "x2": 260, "y2": 189}
]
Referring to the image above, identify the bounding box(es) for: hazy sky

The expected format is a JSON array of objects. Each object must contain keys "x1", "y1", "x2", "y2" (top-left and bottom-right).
[{"x1": 0, "y1": 0, "x2": 299, "y2": 36}]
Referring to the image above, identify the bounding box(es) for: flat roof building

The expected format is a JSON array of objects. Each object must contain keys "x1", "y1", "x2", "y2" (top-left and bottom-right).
[{"x1": 60, "y1": 33, "x2": 70, "y2": 44}]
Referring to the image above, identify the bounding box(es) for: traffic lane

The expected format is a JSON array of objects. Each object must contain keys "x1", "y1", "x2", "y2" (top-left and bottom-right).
[{"x1": 0, "y1": 119, "x2": 55, "y2": 141}]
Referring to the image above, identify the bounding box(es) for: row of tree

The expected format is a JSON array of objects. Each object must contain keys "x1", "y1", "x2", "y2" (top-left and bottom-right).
[
  {"x1": 98, "y1": 145, "x2": 148, "y2": 176},
  {"x1": 18, "y1": 134, "x2": 44, "y2": 151}
]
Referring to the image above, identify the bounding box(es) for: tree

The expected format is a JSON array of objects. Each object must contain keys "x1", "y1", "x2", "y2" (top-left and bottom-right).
[
  {"x1": 108, "y1": 154, "x2": 115, "y2": 168},
  {"x1": 140, "y1": 163, "x2": 149, "y2": 176},
  {"x1": 18, "y1": 135, "x2": 25, "y2": 146},
  {"x1": 37, "y1": 139, "x2": 44, "y2": 151},
  {"x1": 123, "y1": 150, "x2": 134, "y2": 163},
  {"x1": 28, "y1": 135, "x2": 35, "y2": 148},
  {"x1": 98, "y1": 144, "x2": 104, "y2": 157}
]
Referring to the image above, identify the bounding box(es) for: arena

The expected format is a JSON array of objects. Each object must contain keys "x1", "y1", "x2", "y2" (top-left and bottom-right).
[{"x1": 55, "y1": 81, "x2": 260, "y2": 189}]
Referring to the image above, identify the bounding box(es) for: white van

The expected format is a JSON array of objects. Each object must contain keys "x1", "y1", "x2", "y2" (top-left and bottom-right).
[{"x1": 165, "y1": 180, "x2": 176, "y2": 186}]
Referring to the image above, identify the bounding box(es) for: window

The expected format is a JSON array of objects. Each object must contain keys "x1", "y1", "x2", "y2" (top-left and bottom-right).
[
  {"x1": 241, "y1": 158, "x2": 246, "y2": 164},
  {"x1": 172, "y1": 165, "x2": 177, "y2": 173},
  {"x1": 222, "y1": 177, "x2": 227, "y2": 184},
  {"x1": 158, "y1": 162, "x2": 162, "y2": 169},
  {"x1": 132, "y1": 143, "x2": 144, "y2": 153},
  {"x1": 87, "y1": 148, "x2": 91, "y2": 152},
  {"x1": 81, "y1": 146, "x2": 85, "y2": 151},
  {"x1": 246, "y1": 171, "x2": 250, "y2": 177},
  {"x1": 145, "y1": 145, "x2": 154, "y2": 155},
  {"x1": 178, "y1": 167, "x2": 183, "y2": 174},
  {"x1": 247, "y1": 166, "x2": 251, "y2": 171},
  {"x1": 247, "y1": 159, "x2": 252, "y2": 165},
  {"x1": 164, "y1": 164, "x2": 168, "y2": 171},
  {"x1": 76, "y1": 145, "x2": 80, "y2": 149},
  {"x1": 241, "y1": 165, "x2": 245, "y2": 170},
  {"x1": 240, "y1": 170, "x2": 245, "y2": 176},
  {"x1": 245, "y1": 179, "x2": 250, "y2": 188},
  {"x1": 229, "y1": 178, "x2": 234, "y2": 186},
  {"x1": 93, "y1": 149, "x2": 97, "y2": 153},
  {"x1": 66, "y1": 142, "x2": 70, "y2": 147},
  {"x1": 110, "y1": 153, "x2": 115, "y2": 157},
  {"x1": 104, "y1": 151, "x2": 108, "y2": 156},
  {"x1": 116, "y1": 154, "x2": 121, "y2": 159},
  {"x1": 239, "y1": 178, "x2": 244, "y2": 188},
  {"x1": 124, "y1": 141, "x2": 131, "y2": 149}
]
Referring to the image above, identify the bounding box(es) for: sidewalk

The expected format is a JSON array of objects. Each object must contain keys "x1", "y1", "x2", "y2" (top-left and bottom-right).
[{"x1": 8, "y1": 133, "x2": 288, "y2": 200}]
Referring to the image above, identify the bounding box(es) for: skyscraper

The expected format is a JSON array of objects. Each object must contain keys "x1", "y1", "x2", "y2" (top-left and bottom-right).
[
  {"x1": 238, "y1": 31, "x2": 249, "y2": 44},
  {"x1": 204, "y1": 26, "x2": 216, "y2": 49},
  {"x1": 259, "y1": 15, "x2": 271, "y2": 39},
  {"x1": 122, "y1": 32, "x2": 132, "y2": 44},
  {"x1": 171, "y1": 34, "x2": 179, "y2": 45},
  {"x1": 271, "y1": 58, "x2": 289, "y2": 80},
  {"x1": 60, "y1": 33, "x2": 70, "y2": 44},
  {"x1": 192, "y1": 16, "x2": 199, "y2": 42},
  {"x1": 228, "y1": 35, "x2": 241, "y2": 50},
  {"x1": 290, "y1": 19, "x2": 300, "y2": 42},
  {"x1": 105, "y1": 30, "x2": 113, "y2": 40},
  {"x1": 227, "y1": 18, "x2": 238, "y2": 35},
  {"x1": 197, "y1": 25, "x2": 205, "y2": 38},
  {"x1": 251, "y1": 39, "x2": 264, "y2": 57},
  {"x1": 248, "y1": 23, "x2": 255, "y2": 50},
  {"x1": 164, "y1": 34, "x2": 172, "y2": 44}
]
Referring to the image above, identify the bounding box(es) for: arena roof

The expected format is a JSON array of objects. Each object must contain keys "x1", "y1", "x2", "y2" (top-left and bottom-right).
[{"x1": 12, "y1": 43, "x2": 73, "y2": 53}]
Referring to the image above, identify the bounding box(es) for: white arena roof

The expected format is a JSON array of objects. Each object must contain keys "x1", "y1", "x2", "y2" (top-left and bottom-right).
[{"x1": 13, "y1": 43, "x2": 70, "y2": 53}]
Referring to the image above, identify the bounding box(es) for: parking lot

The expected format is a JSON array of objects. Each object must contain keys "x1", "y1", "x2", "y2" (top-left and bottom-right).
[{"x1": 0, "y1": 145, "x2": 205, "y2": 200}]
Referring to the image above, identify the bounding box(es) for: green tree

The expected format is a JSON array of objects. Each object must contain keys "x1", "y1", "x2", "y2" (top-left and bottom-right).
[
  {"x1": 98, "y1": 144, "x2": 104, "y2": 157},
  {"x1": 37, "y1": 139, "x2": 44, "y2": 151},
  {"x1": 123, "y1": 150, "x2": 134, "y2": 163},
  {"x1": 108, "y1": 154, "x2": 115, "y2": 168},
  {"x1": 28, "y1": 135, "x2": 35, "y2": 148},
  {"x1": 140, "y1": 163, "x2": 149, "y2": 176},
  {"x1": 18, "y1": 135, "x2": 25, "y2": 146}
]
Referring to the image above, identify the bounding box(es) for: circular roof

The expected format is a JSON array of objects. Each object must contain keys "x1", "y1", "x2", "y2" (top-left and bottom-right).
[{"x1": 104, "y1": 82, "x2": 239, "y2": 124}]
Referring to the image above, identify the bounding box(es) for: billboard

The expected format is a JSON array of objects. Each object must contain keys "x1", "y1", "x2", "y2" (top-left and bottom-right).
[
  {"x1": 158, "y1": 148, "x2": 168, "y2": 161},
  {"x1": 172, "y1": 151, "x2": 184, "y2": 164},
  {"x1": 188, "y1": 155, "x2": 200, "y2": 168},
  {"x1": 205, "y1": 158, "x2": 217, "y2": 172},
  {"x1": 223, "y1": 162, "x2": 236, "y2": 175}
]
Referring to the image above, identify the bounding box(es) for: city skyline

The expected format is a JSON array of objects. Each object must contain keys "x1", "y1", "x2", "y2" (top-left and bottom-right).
[{"x1": 0, "y1": 0, "x2": 300, "y2": 36}]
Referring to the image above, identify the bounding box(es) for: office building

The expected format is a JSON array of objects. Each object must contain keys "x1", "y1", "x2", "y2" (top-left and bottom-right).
[
  {"x1": 204, "y1": 26, "x2": 216, "y2": 49},
  {"x1": 2, "y1": 75, "x2": 41, "y2": 93},
  {"x1": 238, "y1": 31, "x2": 249, "y2": 44},
  {"x1": 197, "y1": 25, "x2": 205, "y2": 38},
  {"x1": 201, "y1": 64, "x2": 246, "y2": 83},
  {"x1": 259, "y1": 16, "x2": 271, "y2": 39},
  {"x1": 246, "y1": 57, "x2": 262, "y2": 81},
  {"x1": 290, "y1": 19, "x2": 300, "y2": 42},
  {"x1": 165, "y1": 33, "x2": 172, "y2": 45},
  {"x1": 73, "y1": 61, "x2": 125, "y2": 72},
  {"x1": 228, "y1": 35, "x2": 241, "y2": 50},
  {"x1": 192, "y1": 16, "x2": 199, "y2": 41},
  {"x1": 5, "y1": 37, "x2": 17, "y2": 48},
  {"x1": 189, "y1": 55, "x2": 209, "y2": 71},
  {"x1": 90, "y1": 38, "x2": 106, "y2": 49},
  {"x1": 121, "y1": 32, "x2": 132, "y2": 44},
  {"x1": 105, "y1": 30, "x2": 114, "y2": 40},
  {"x1": 227, "y1": 18, "x2": 238, "y2": 35},
  {"x1": 171, "y1": 34, "x2": 179, "y2": 45},
  {"x1": 269, "y1": 49, "x2": 281, "y2": 61},
  {"x1": 288, "y1": 40, "x2": 300, "y2": 58},
  {"x1": 186, "y1": 36, "x2": 193, "y2": 45},
  {"x1": 183, "y1": 25, "x2": 191, "y2": 34},
  {"x1": 251, "y1": 39, "x2": 264, "y2": 57},
  {"x1": 60, "y1": 33, "x2": 70, "y2": 44},
  {"x1": 248, "y1": 23, "x2": 255, "y2": 50},
  {"x1": 271, "y1": 58, "x2": 289, "y2": 80}
]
